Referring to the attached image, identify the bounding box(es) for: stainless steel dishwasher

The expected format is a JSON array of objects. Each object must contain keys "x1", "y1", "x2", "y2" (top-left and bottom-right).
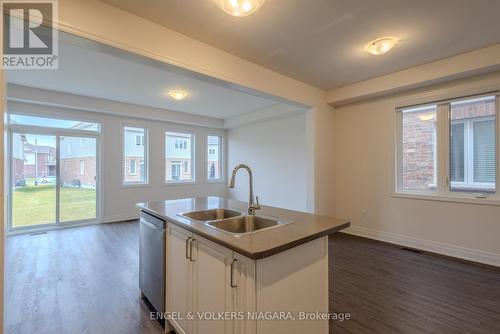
[{"x1": 139, "y1": 211, "x2": 166, "y2": 319}]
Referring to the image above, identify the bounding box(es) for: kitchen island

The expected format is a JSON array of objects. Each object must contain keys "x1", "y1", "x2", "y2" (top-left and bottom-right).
[{"x1": 137, "y1": 197, "x2": 350, "y2": 334}]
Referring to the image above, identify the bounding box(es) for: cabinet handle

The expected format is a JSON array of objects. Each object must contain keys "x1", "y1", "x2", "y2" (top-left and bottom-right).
[
  {"x1": 189, "y1": 239, "x2": 196, "y2": 262},
  {"x1": 230, "y1": 259, "x2": 238, "y2": 288},
  {"x1": 185, "y1": 237, "x2": 192, "y2": 260}
]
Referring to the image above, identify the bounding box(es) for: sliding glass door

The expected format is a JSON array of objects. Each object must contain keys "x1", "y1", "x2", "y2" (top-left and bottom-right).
[
  {"x1": 10, "y1": 130, "x2": 99, "y2": 231},
  {"x1": 11, "y1": 133, "x2": 57, "y2": 228},
  {"x1": 59, "y1": 136, "x2": 97, "y2": 222}
]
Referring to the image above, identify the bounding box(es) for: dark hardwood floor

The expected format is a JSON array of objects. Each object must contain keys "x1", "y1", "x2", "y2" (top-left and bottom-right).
[
  {"x1": 329, "y1": 233, "x2": 500, "y2": 334},
  {"x1": 5, "y1": 223, "x2": 500, "y2": 333},
  {"x1": 5, "y1": 222, "x2": 163, "y2": 334}
]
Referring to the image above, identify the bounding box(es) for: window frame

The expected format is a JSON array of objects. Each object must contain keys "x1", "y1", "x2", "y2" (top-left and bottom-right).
[
  {"x1": 122, "y1": 124, "x2": 149, "y2": 187},
  {"x1": 205, "y1": 134, "x2": 224, "y2": 183},
  {"x1": 165, "y1": 130, "x2": 196, "y2": 185},
  {"x1": 394, "y1": 92, "x2": 500, "y2": 205}
]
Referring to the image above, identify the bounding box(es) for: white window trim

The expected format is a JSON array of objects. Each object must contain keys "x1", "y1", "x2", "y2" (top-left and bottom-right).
[
  {"x1": 122, "y1": 124, "x2": 149, "y2": 186},
  {"x1": 394, "y1": 93, "x2": 500, "y2": 206},
  {"x1": 165, "y1": 130, "x2": 196, "y2": 184},
  {"x1": 205, "y1": 134, "x2": 224, "y2": 183}
]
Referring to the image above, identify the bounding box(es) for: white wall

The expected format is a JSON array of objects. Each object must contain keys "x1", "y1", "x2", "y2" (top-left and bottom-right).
[
  {"x1": 334, "y1": 71, "x2": 500, "y2": 267},
  {"x1": 227, "y1": 113, "x2": 309, "y2": 212},
  {"x1": 7, "y1": 99, "x2": 227, "y2": 223}
]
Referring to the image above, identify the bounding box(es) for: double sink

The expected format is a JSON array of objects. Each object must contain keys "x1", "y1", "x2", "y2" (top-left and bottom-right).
[{"x1": 177, "y1": 208, "x2": 293, "y2": 236}]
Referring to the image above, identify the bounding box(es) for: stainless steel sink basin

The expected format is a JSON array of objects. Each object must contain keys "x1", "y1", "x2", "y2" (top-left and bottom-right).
[
  {"x1": 205, "y1": 215, "x2": 294, "y2": 235},
  {"x1": 178, "y1": 208, "x2": 242, "y2": 222}
]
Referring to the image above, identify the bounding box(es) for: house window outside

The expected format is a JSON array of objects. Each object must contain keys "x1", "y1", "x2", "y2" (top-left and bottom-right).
[
  {"x1": 400, "y1": 105, "x2": 437, "y2": 192},
  {"x1": 207, "y1": 135, "x2": 222, "y2": 181},
  {"x1": 166, "y1": 132, "x2": 194, "y2": 183},
  {"x1": 123, "y1": 126, "x2": 148, "y2": 185},
  {"x1": 397, "y1": 94, "x2": 497, "y2": 199},
  {"x1": 79, "y1": 160, "x2": 85, "y2": 176},
  {"x1": 175, "y1": 139, "x2": 188, "y2": 150},
  {"x1": 171, "y1": 162, "x2": 181, "y2": 180},
  {"x1": 130, "y1": 160, "x2": 137, "y2": 175},
  {"x1": 135, "y1": 134, "x2": 144, "y2": 147},
  {"x1": 450, "y1": 96, "x2": 496, "y2": 193}
]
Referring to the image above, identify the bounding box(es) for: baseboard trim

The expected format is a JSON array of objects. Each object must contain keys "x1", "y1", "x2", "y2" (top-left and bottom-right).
[{"x1": 342, "y1": 226, "x2": 500, "y2": 268}]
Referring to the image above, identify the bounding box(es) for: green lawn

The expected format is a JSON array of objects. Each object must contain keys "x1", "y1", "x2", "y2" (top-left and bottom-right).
[{"x1": 12, "y1": 185, "x2": 96, "y2": 228}]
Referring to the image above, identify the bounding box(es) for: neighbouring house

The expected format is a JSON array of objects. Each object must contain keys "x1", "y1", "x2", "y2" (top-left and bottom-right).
[
  {"x1": 124, "y1": 127, "x2": 147, "y2": 182},
  {"x1": 207, "y1": 136, "x2": 220, "y2": 179},
  {"x1": 402, "y1": 96, "x2": 496, "y2": 193},
  {"x1": 165, "y1": 133, "x2": 192, "y2": 181},
  {"x1": 12, "y1": 129, "x2": 96, "y2": 188},
  {"x1": 60, "y1": 136, "x2": 96, "y2": 188},
  {"x1": 12, "y1": 133, "x2": 57, "y2": 185}
]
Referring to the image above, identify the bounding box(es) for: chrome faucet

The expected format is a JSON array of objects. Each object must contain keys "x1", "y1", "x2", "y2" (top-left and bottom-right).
[{"x1": 229, "y1": 164, "x2": 261, "y2": 215}]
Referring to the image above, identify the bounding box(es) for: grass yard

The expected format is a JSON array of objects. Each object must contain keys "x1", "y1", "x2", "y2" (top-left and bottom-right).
[{"x1": 12, "y1": 185, "x2": 96, "y2": 228}]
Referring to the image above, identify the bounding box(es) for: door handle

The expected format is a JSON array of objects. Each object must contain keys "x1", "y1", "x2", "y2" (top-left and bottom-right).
[
  {"x1": 185, "y1": 237, "x2": 192, "y2": 260},
  {"x1": 189, "y1": 239, "x2": 196, "y2": 262},
  {"x1": 230, "y1": 259, "x2": 238, "y2": 288}
]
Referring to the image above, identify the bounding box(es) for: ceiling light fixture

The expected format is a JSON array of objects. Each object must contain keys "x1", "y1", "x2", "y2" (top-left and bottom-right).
[
  {"x1": 418, "y1": 114, "x2": 436, "y2": 122},
  {"x1": 215, "y1": 0, "x2": 266, "y2": 17},
  {"x1": 364, "y1": 37, "x2": 399, "y2": 55},
  {"x1": 168, "y1": 90, "x2": 188, "y2": 100}
]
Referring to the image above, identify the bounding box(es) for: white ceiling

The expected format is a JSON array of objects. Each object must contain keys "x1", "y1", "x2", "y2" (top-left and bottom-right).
[
  {"x1": 6, "y1": 36, "x2": 301, "y2": 120},
  {"x1": 103, "y1": 0, "x2": 500, "y2": 90}
]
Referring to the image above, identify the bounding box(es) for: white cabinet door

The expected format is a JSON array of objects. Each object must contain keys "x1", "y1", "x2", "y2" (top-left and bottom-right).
[
  {"x1": 191, "y1": 235, "x2": 234, "y2": 334},
  {"x1": 167, "y1": 224, "x2": 193, "y2": 334},
  {"x1": 232, "y1": 254, "x2": 256, "y2": 334}
]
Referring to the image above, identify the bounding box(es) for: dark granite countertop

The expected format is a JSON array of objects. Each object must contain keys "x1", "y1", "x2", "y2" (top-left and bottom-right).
[{"x1": 136, "y1": 197, "x2": 350, "y2": 260}]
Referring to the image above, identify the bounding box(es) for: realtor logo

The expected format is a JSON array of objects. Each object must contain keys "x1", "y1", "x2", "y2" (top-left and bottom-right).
[{"x1": 1, "y1": 0, "x2": 58, "y2": 69}]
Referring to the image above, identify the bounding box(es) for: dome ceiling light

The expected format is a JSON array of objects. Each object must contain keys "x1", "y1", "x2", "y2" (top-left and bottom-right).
[
  {"x1": 364, "y1": 37, "x2": 399, "y2": 55},
  {"x1": 167, "y1": 90, "x2": 189, "y2": 100},
  {"x1": 215, "y1": 0, "x2": 266, "y2": 17}
]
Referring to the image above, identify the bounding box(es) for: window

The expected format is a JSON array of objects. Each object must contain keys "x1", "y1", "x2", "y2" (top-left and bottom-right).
[
  {"x1": 174, "y1": 138, "x2": 188, "y2": 150},
  {"x1": 79, "y1": 138, "x2": 85, "y2": 147},
  {"x1": 450, "y1": 96, "x2": 496, "y2": 193},
  {"x1": 135, "y1": 134, "x2": 144, "y2": 147},
  {"x1": 129, "y1": 160, "x2": 137, "y2": 175},
  {"x1": 171, "y1": 162, "x2": 181, "y2": 180},
  {"x1": 400, "y1": 105, "x2": 437, "y2": 192},
  {"x1": 9, "y1": 114, "x2": 99, "y2": 131},
  {"x1": 123, "y1": 126, "x2": 148, "y2": 184},
  {"x1": 79, "y1": 160, "x2": 85, "y2": 176},
  {"x1": 207, "y1": 135, "x2": 222, "y2": 180},
  {"x1": 397, "y1": 94, "x2": 498, "y2": 200},
  {"x1": 166, "y1": 132, "x2": 194, "y2": 182}
]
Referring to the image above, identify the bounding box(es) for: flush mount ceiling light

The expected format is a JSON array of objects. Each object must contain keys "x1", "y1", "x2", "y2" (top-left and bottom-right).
[
  {"x1": 418, "y1": 113, "x2": 436, "y2": 121},
  {"x1": 364, "y1": 37, "x2": 399, "y2": 55},
  {"x1": 168, "y1": 90, "x2": 188, "y2": 100},
  {"x1": 215, "y1": 0, "x2": 266, "y2": 17}
]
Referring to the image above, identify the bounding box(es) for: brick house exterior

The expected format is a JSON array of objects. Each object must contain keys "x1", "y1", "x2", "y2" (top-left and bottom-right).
[
  {"x1": 12, "y1": 134, "x2": 57, "y2": 185},
  {"x1": 60, "y1": 136, "x2": 97, "y2": 188},
  {"x1": 403, "y1": 97, "x2": 495, "y2": 192}
]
